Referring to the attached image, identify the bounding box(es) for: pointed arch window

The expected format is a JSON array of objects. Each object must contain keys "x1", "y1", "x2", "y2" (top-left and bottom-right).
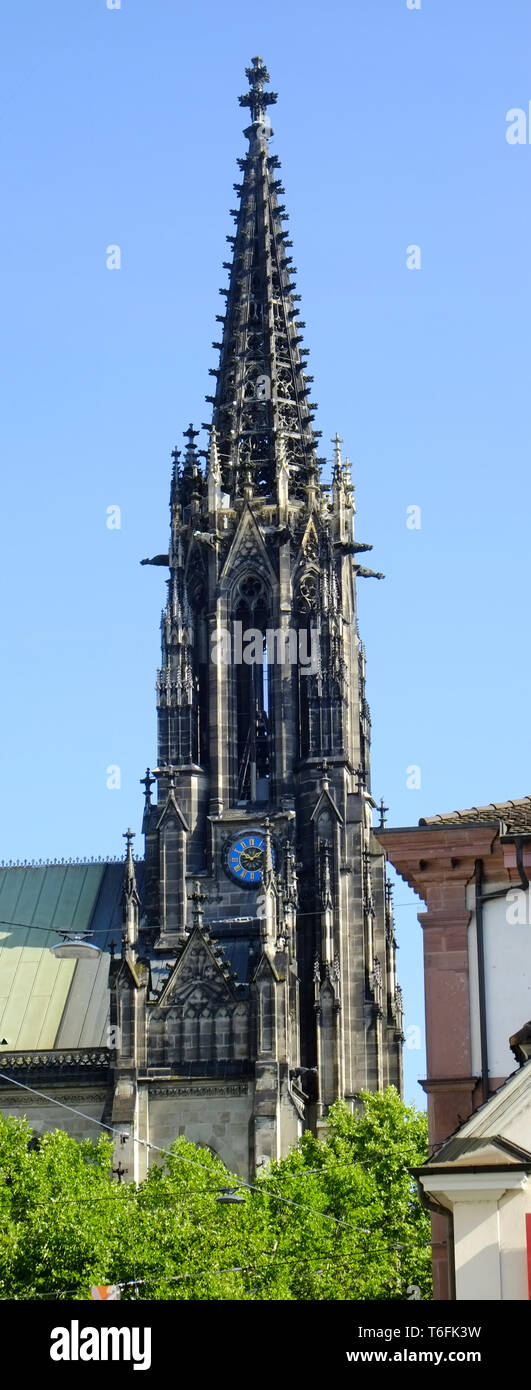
[
  {"x1": 296, "y1": 570, "x2": 319, "y2": 759},
  {"x1": 233, "y1": 572, "x2": 271, "y2": 803}
]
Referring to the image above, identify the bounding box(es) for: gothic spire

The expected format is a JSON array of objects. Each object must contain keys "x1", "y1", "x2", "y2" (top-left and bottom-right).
[
  {"x1": 203, "y1": 56, "x2": 321, "y2": 505},
  {"x1": 122, "y1": 828, "x2": 140, "y2": 957}
]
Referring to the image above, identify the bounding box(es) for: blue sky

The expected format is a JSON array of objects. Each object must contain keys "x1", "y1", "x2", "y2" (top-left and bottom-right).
[{"x1": 1, "y1": 0, "x2": 531, "y2": 1103}]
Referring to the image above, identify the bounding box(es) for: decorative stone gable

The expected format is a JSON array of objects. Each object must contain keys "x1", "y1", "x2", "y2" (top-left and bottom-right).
[
  {"x1": 162, "y1": 933, "x2": 234, "y2": 1008},
  {"x1": 219, "y1": 503, "x2": 278, "y2": 590},
  {"x1": 149, "y1": 928, "x2": 250, "y2": 1068}
]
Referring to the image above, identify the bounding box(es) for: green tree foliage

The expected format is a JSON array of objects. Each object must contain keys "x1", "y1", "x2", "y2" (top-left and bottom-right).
[{"x1": 0, "y1": 1088, "x2": 431, "y2": 1300}]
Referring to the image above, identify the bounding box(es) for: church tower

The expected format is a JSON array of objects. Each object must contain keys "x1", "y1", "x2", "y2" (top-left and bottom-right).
[{"x1": 111, "y1": 58, "x2": 403, "y2": 1179}]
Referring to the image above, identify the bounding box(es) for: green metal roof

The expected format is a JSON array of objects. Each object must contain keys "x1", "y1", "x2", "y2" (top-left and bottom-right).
[{"x1": 0, "y1": 863, "x2": 126, "y2": 1051}]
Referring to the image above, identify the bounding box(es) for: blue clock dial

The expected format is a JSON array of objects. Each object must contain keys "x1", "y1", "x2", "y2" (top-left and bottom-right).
[{"x1": 226, "y1": 833, "x2": 275, "y2": 885}]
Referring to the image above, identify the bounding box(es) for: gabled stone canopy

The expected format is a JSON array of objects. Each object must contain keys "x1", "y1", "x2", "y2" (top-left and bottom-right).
[{"x1": 154, "y1": 927, "x2": 236, "y2": 1011}]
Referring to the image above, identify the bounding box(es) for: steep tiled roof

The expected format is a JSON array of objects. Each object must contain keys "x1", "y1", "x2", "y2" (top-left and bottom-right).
[{"x1": 419, "y1": 795, "x2": 531, "y2": 832}]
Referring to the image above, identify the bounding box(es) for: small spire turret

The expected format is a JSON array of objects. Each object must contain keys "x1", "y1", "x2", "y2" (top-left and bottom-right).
[
  {"x1": 206, "y1": 425, "x2": 222, "y2": 514},
  {"x1": 332, "y1": 432, "x2": 343, "y2": 485},
  {"x1": 188, "y1": 879, "x2": 207, "y2": 931},
  {"x1": 122, "y1": 828, "x2": 140, "y2": 958}
]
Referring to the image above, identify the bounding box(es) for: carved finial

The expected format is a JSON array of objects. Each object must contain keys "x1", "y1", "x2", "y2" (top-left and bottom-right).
[
  {"x1": 284, "y1": 837, "x2": 298, "y2": 906},
  {"x1": 263, "y1": 816, "x2": 274, "y2": 888},
  {"x1": 152, "y1": 765, "x2": 177, "y2": 796},
  {"x1": 331, "y1": 431, "x2": 343, "y2": 477},
  {"x1": 122, "y1": 830, "x2": 139, "y2": 956},
  {"x1": 239, "y1": 56, "x2": 278, "y2": 129},
  {"x1": 123, "y1": 827, "x2": 135, "y2": 866},
  {"x1": 276, "y1": 432, "x2": 288, "y2": 470},
  {"x1": 343, "y1": 455, "x2": 355, "y2": 497},
  {"x1": 276, "y1": 432, "x2": 290, "y2": 513},
  {"x1": 184, "y1": 423, "x2": 200, "y2": 447},
  {"x1": 188, "y1": 880, "x2": 208, "y2": 930},
  {"x1": 242, "y1": 459, "x2": 254, "y2": 501},
  {"x1": 181, "y1": 425, "x2": 201, "y2": 489},
  {"x1": 318, "y1": 757, "x2": 330, "y2": 790},
  {"x1": 171, "y1": 446, "x2": 181, "y2": 482},
  {"x1": 140, "y1": 768, "x2": 155, "y2": 805},
  {"x1": 378, "y1": 797, "x2": 389, "y2": 829},
  {"x1": 321, "y1": 841, "x2": 333, "y2": 910},
  {"x1": 207, "y1": 426, "x2": 221, "y2": 483}
]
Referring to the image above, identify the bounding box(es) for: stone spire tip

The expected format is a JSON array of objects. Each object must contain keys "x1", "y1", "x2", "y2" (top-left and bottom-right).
[
  {"x1": 239, "y1": 55, "x2": 277, "y2": 131},
  {"x1": 122, "y1": 828, "x2": 137, "y2": 889}
]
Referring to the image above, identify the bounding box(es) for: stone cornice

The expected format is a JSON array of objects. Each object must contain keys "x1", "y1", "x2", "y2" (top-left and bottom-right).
[
  {"x1": 376, "y1": 823, "x2": 507, "y2": 900},
  {"x1": 0, "y1": 1090, "x2": 108, "y2": 1105},
  {"x1": 145, "y1": 1082, "x2": 249, "y2": 1097},
  {"x1": 0, "y1": 1049, "x2": 111, "y2": 1071},
  {"x1": 419, "y1": 1076, "x2": 479, "y2": 1093},
  {"x1": 417, "y1": 909, "x2": 472, "y2": 931}
]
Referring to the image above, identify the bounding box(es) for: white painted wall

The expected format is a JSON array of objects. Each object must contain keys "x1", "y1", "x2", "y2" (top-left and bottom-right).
[
  {"x1": 453, "y1": 1196, "x2": 501, "y2": 1300},
  {"x1": 421, "y1": 1171, "x2": 531, "y2": 1300},
  {"x1": 466, "y1": 883, "x2": 531, "y2": 1079},
  {"x1": 500, "y1": 1185, "x2": 531, "y2": 1300}
]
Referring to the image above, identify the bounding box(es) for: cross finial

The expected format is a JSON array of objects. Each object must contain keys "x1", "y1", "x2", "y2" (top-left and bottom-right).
[
  {"x1": 184, "y1": 423, "x2": 200, "y2": 446},
  {"x1": 122, "y1": 830, "x2": 138, "y2": 916},
  {"x1": 355, "y1": 764, "x2": 366, "y2": 794},
  {"x1": 188, "y1": 880, "x2": 208, "y2": 930},
  {"x1": 378, "y1": 797, "x2": 389, "y2": 829},
  {"x1": 239, "y1": 57, "x2": 278, "y2": 128},
  {"x1": 318, "y1": 757, "x2": 330, "y2": 789},
  {"x1": 140, "y1": 768, "x2": 155, "y2": 804},
  {"x1": 152, "y1": 765, "x2": 177, "y2": 795},
  {"x1": 331, "y1": 432, "x2": 343, "y2": 486}
]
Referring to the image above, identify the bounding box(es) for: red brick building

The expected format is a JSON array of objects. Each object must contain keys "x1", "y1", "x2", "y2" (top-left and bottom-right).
[{"x1": 378, "y1": 796, "x2": 531, "y2": 1299}]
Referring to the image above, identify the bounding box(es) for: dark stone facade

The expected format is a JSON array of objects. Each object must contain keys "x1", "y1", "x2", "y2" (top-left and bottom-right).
[
  {"x1": 0, "y1": 59, "x2": 403, "y2": 1181},
  {"x1": 109, "y1": 58, "x2": 403, "y2": 1178}
]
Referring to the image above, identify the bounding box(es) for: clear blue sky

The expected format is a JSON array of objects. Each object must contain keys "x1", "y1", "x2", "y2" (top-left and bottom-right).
[{"x1": 1, "y1": 0, "x2": 531, "y2": 1104}]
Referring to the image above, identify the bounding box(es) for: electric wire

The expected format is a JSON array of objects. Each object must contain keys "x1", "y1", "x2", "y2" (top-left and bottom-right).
[
  {"x1": 0, "y1": 1181, "x2": 432, "y2": 1250},
  {"x1": 6, "y1": 1245, "x2": 423, "y2": 1301},
  {"x1": 0, "y1": 1073, "x2": 430, "y2": 1250},
  {"x1": 0, "y1": 902, "x2": 419, "y2": 936}
]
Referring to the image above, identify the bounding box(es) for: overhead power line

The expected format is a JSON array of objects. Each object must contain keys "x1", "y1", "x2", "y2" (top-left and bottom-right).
[{"x1": 0, "y1": 1072, "x2": 429, "y2": 1248}]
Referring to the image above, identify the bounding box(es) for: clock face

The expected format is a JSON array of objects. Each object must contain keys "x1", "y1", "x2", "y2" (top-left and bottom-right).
[{"x1": 226, "y1": 832, "x2": 275, "y2": 886}]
